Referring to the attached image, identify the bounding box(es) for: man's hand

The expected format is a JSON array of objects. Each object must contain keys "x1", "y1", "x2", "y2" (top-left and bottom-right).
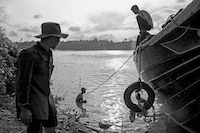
[
  {"x1": 82, "y1": 100, "x2": 87, "y2": 103},
  {"x1": 20, "y1": 107, "x2": 32, "y2": 125}
]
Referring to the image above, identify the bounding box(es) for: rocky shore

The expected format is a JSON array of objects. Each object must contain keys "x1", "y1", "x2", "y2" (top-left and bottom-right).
[
  {"x1": 1, "y1": 94, "x2": 184, "y2": 133},
  {"x1": 0, "y1": 94, "x2": 116, "y2": 133},
  {"x1": 0, "y1": 94, "x2": 92, "y2": 133},
  {"x1": 0, "y1": 95, "x2": 26, "y2": 133}
]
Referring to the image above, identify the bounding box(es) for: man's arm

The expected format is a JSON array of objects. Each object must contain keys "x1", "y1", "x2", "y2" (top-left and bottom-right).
[{"x1": 16, "y1": 50, "x2": 35, "y2": 109}]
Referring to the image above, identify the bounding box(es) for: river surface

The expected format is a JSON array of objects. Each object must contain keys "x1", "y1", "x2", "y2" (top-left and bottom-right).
[{"x1": 51, "y1": 50, "x2": 159, "y2": 132}]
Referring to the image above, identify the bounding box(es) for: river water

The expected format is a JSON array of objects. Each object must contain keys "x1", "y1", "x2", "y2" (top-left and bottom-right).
[{"x1": 51, "y1": 50, "x2": 159, "y2": 132}]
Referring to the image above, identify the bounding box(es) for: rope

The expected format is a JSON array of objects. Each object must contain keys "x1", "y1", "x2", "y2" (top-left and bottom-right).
[
  {"x1": 138, "y1": 46, "x2": 142, "y2": 92},
  {"x1": 160, "y1": 26, "x2": 189, "y2": 45},
  {"x1": 160, "y1": 14, "x2": 200, "y2": 45},
  {"x1": 161, "y1": 14, "x2": 199, "y2": 46},
  {"x1": 161, "y1": 18, "x2": 199, "y2": 46},
  {"x1": 171, "y1": 19, "x2": 199, "y2": 31},
  {"x1": 84, "y1": 54, "x2": 133, "y2": 96},
  {"x1": 133, "y1": 47, "x2": 156, "y2": 123}
]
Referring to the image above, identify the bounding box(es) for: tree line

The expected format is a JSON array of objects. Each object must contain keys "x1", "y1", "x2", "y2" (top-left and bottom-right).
[{"x1": 15, "y1": 38, "x2": 136, "y2": 50}]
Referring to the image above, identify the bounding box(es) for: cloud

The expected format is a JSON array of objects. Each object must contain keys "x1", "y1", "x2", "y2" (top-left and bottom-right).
[
  {"x1": 26, "y1": 34, "x2": 32, "y2": 38},
  {"x1": 60, "y1": 21, "x2": 71, "y2": 26},
  {"x1": 67, "y1": 33, "x2": 116, "y2": 41},
  {"x1": 152, "y1": 8, "x2": 176, "y2": 21},
  {"x1": 0, "y1": 5, "x2": 6, "y2": 13},
  {"x1": 0, "y1": 5, "x2": 10, "y2": 25},
  {"x1": 151, "y1": 8, "x2": 178, "y2": 29},
  {"x1": 0, "y1": 13, "x2": 9, "y2": 24},
  {"x1": 177, "y1": 0, "x2": 186, "y2": 3},
  {"x1": 147, "y1": 0, "x2": 192, "y2": 31},
  {"x1": 68, "y1": 26, "x2": 81, "y2": 32},
  {"x1": 19, "y1": 25, "x2": 39, "y2": 33},
  {"x1": 2, "y1": 0, "x2": 193, "y2": 42},
  {"x1": 123, "y1": 15, "x2": 138, "y2": 30},
  {"x1": 87, "y1": 11, "x2": 127, "y2": 32},
  {"x1": 67, "y1": 33, "x2": 85, "y2": 40},
  {"x1": 33, "y1": 14, "x2": 43, "y2": 19},
  {"x1": 8, "y1": 31, "x2": 18, "y2": 37},
  {"x1": 90, "y1": 34, "x2": 115, "y2": 41}
]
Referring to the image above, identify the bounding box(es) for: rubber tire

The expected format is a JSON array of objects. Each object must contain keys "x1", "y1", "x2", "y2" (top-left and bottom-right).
[{"x1": 124, "y1": 81, "x2": 155, "y2": 112}]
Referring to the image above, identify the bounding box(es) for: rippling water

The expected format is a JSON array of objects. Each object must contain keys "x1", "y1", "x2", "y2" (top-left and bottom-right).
[{"x1": 51, "y1": 50, "x2": 156, "y2": 132}]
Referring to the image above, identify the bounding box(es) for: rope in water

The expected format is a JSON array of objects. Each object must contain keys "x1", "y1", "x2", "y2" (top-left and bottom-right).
[{"x1": 84, "y1": 54, "x2": 133, "y2": 96}]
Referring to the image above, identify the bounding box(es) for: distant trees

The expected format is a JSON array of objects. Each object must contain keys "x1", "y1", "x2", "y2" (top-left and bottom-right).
[
  {"x1": 56, "y1": 38, "x2": 135, "y2": 50},
  {"x1": 14, "y1": 38, "x2": 136, "y2": 51}
]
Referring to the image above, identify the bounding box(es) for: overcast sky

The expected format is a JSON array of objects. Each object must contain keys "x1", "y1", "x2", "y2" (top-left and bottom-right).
[{"x1": 0, "y1": 0, "x2": 193, "y2": 42}]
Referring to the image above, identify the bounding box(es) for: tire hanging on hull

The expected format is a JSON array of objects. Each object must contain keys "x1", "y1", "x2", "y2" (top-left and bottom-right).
[{"x1": 124, "y1": 81, "x2": 155, "y2": 112}]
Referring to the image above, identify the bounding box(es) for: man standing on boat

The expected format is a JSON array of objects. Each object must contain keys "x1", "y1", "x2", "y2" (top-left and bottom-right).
[
  {"x1": 131, "y1": 5, "x2": 153, "y2": 46},
  {"x1": 16, "y1": 22, "x2": 68, "y2": 133}
]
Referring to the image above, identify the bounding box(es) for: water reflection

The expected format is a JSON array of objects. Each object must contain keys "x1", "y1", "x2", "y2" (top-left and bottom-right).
[
  {"x1": 100, "y1": 97, "x2": 125, "y2": 130},
  {"x1": 52, "y1": 51, "x2": 149, "y2": 132},
  {"x1": 106, "y1": 50, "x2": 127, "y2": 55},
  {"x1": 106, "y1": 58, "x2": 129, "y2": 71}
]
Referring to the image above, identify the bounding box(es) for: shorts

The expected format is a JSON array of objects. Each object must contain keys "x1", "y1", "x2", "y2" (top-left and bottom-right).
[
  {"x1": 42, "y1": 105, "x2": 57, "y2": 127},
  {"x1": 27, "y1": 106, "x2": 57, "y2": 133}
]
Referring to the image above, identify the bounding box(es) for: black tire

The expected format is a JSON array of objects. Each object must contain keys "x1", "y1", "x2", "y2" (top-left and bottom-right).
[{"x1": 124, "y1": 81, "x2": 155, "y2": 112}]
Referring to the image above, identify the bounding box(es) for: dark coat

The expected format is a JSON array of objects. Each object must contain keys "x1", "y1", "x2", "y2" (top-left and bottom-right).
[{"x1": 16, "y1": 42, "x2": 56, "y2": 120}]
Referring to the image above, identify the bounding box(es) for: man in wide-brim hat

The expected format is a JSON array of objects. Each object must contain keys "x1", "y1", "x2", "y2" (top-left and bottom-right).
[{"x1": 16, "y1": 22, "x2": 68, "y2": 133}]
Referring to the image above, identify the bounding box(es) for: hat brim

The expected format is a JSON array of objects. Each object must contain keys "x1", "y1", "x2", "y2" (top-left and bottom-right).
[{"x1": 34, "y1": 33, "x2": 68, "y2": 39}]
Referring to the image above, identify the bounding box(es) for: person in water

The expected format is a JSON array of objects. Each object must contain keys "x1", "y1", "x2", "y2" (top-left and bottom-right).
[
  {"x1": 131, "y1": 5, "x2": 153, "y2": 46},
  {"x1": 76, "y1": 87, "x2": 87, "y2": 112}
]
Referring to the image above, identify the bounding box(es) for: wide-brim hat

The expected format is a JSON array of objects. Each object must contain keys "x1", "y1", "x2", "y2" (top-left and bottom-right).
[{"x1": 35, "y1": 22, "x2": 68, "y2": 39}]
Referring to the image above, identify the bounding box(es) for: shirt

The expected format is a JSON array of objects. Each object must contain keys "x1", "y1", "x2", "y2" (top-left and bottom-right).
[
  {"x1": 138, "y1": 10, "x2": 153, "y2": 29},
  {"x1": 16, "y1": 42, "x2": 54, "y2": 120}
]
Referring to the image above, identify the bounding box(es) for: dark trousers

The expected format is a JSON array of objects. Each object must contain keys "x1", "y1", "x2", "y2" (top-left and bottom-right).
[
  {"x1": 136, "y1": 16, "x2": 151, "y2": 46},
  {"x1": 136, "y1": 32, "x2": 150, "y2": 47},
  {"x1": 27, "y1": 120, "x2": 43, "y2": 133}
]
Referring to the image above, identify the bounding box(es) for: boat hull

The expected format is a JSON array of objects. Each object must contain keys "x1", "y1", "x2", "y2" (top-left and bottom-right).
[{"x1": 134, "y1": 1, "x2": 200, "y2": 132}]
